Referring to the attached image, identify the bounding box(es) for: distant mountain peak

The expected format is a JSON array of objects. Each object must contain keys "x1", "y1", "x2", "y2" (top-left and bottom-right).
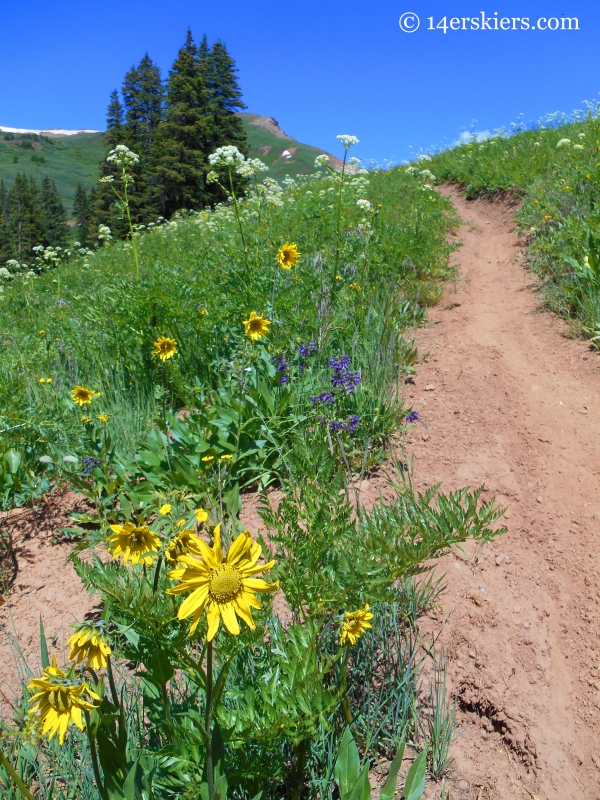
[{"x1": 0, "y1": 126, "x2": 101, "y2": 137}]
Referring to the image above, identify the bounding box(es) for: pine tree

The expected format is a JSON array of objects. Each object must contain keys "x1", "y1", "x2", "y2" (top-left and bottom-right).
[
  {"x1": 73, "y1": 184, "x2": 92, "y2": 245},
  {"x1": 152, "y1": 30, "x2": 212, "y2": 216},
  {"x1": 41, "y1": 177, "x2": 69, "y2": 248},
  {"x1": 0, "y1": 181, "x2": 15, "y2": 264},
  {"x1": 206, "y1": 40, "x2": 247, "y2": 153},
  {"x1": 8, "y1": 174, "x2": 45, "y2": 261},
  {"x1": 105, "y1": 90, "x2": 126, "y2": 148},
  {"x1": 122, "y1": 54, "x2": 164, "y2": 153}
]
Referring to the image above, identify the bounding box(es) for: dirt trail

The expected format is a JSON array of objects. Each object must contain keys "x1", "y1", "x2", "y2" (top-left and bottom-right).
[{"x1": 406, "y1": 188, "x2": 600, "y2": 798}]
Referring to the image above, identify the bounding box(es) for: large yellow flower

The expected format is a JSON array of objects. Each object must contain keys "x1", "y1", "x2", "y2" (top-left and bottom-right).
[
  {"x1": 277, "y1": 241, "x2": 300, "y2": 270},
  {"x1": 340, "y1": 604, "x2": 373, "y2": 645},
  {"x1": 71, "y1": 385, "x2": 100, "y2": 406},
  {"x1": 28, "y1": 658, "x2": 101, "y2": 744},
  {"x1": 107, "y1": 521, "x2": 160, "y2": 566},
  {"x1": 67, "y1": 621, "x2": 111, "y2": 670},
  {"x1": 165, "y1": 528, "x2": 197, "y2": 565},
  {"x1": 153, "y1": 335, "x2": 177, "y2": 361},
  {"x1": 167, "y1": 524, "x2": 278, "y2": 639},
  {"x1": 243, "y1": 312, "x2": 271, "y2": 341}
]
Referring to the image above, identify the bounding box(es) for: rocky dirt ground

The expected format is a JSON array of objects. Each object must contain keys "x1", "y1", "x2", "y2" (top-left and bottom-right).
[{"x1": 1, "y1": 188, "x2": 599, "y2": 798}]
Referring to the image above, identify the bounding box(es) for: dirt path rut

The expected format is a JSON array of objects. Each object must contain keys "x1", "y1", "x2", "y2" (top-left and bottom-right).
[{"x1": 406, "y1": 188, "x2": 600, "y2": 799}]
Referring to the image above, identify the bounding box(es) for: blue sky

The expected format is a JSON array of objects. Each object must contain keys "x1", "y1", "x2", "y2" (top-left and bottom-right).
[{"x1": 2, "y1": 0, "x2": 598, "y2": 163}]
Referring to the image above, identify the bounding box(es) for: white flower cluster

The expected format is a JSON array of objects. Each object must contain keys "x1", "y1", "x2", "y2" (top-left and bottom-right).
[
  {"x1": 356, "y1": 198, "x2": 371, "y2": 212},
  {"x1": 0, "y1": 267, "x2": 11, "y2": 281},
  {"x1": 419, "y1": 169, "x2": 437, "y2": 184},
  {"x1": 107, "y1": 144, "x2": 140, "y2": 167},
  {"x1": 348, "y1": 156, "x2": 361, "y2": 167},
  {"x1": 237, "y1": 158, "x2": 268, "y2": 178},
  {"x1": 556, "y1": 138, "x2": 571, "y2": 147},
  {"x1": 208, "y1": 146, "x2": 268, "y2": 179},
  {"x1": 573, "y1": 144, "x2": 585, "y2": 150},
  {"x1": 336, "y1": 134, "x2": 359, "y2": 150},
  {"x1": 33, "y1": 245, "x2": 62, "y2": 270},
  {"x1": 315, "y1": 154, "x2": 330, "y2": 167},
  {"x1": 98, "y1": 224, "x2": 112, "y2": 242},
  {"x1": 417, "y1": 154, "x2": 432, "y2": 162}
]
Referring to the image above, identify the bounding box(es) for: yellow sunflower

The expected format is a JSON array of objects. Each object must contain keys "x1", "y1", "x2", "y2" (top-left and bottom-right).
[
  {"x1": 340, "y1": 604, "x2": 373, "y2": 645},
  {"x1": 67, "y1": 621, "x2": 111, "y2": 670},
  {"x1": 243, "y1": 312, "x2": 271, "y2": 341},
  {"x1": 195, "y1": 508, "x2": 208, "y2": 523},
  {"x1": 71, "y1": 385, "x2": 100, "y2": 406},
  {"x1": 97, "y1": 413, "x2": 109, "y2": 423},
  {"x1": 27, "y1": 658, "x2": 101, "y2": 744},
  {"x1": 107, "y1": 521, "x2": 161, "y2": 566},
  {"x1": 153, "y1": 336, "x2": 178, "y2": 361},
  {"x1": 159, "y1": 504, "x2": 172, "y2": 516},
  {"x1": 277, "y1": 241, "x2": 300, "y2": 270},
  {"x1": 167, "y1": 523, "x2": 278, "y2": 639},
  {"x1": 165, "y1": 528, "x2": 198, "y2": 565}
]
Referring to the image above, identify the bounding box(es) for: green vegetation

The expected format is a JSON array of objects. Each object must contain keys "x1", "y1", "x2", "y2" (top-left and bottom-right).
[
  {"x1": 0, "y1": 136, "x2": 506, "y2": 799},
  {"x1": 430, "y1": 105, "x2": 600, "y2": 338}
]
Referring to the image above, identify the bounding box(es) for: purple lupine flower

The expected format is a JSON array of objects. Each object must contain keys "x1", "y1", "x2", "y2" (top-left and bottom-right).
[
  {"x1": 319, "y1": 391, "x2": 336, "y2": 404},
  {"x1": 347, "y1": 415, "x2": 361, "y2": 434},
  {"x1": 272, "y1": 355, "x2": 289, "y2": 373},
  {"x1": 331, "y1": 372, "x2": 346, "y2": 389},
  {"x1": 280, "y1": 375, "x2": 290, "y2": 385},
  {"x1": 298, "y1": 341, "x2": 317, "y2": 357},
  {"x1": 329, "y1": 419, "x2": 346, "y2": 433},
  {"x1": 310, "y1": 395, "x2": 318, "y2": 404},
  {"x1": 83, "y1": 456, "x2": 101, "y2": 474},
  {"x1": 328, "y1": 355, "x2": 351, "y2": 372},
  {"x1": 404, "y1": 410, "x2": 422, "y2": 424}
]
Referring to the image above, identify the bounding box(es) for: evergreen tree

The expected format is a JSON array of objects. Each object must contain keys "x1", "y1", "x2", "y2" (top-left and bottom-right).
[
  {"x1": 8, "y1": 174, "x2": 45, "y2": 261},
  {"x1": 105, "y1": 89, "x2": 126, "y2": 148},
  {"x1": 73, "y1": 184, "x2": 92, "y2": 245},
  {"x1": 122, "y1": 54, "x2": 164, "y2": 152},
  {"x1": 0, "y1": 181, "x2": 15, "y2": 264},
  {"x1": 41, "y1": 177, "x2": 69, "y2": 248},
  {"x1": 206, "y1": 40, "x2": 247, "y2": 153},
  {"x1": 152, "y1": 30, "x2": 212, "y2": 216}
]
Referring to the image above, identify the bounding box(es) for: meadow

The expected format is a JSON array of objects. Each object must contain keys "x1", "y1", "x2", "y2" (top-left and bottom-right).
[
  {"x1": 430, "y1": 104, "x2": 600, "y2": 340},
  {"x1": 0, "y1": 138, "x2": 508, "y2": 800}
]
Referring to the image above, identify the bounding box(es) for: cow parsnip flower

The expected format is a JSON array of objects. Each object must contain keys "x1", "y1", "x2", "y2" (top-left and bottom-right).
[
  {"x1": 340, "y1": 604, "x2": 373, "y2": 645},
  {"x1": 243, "y1": 312, "x2": 271, "y2": 341},
  {"x1": 167, "y1": 524, "x2": 278, "y2": 639},
  {"x1": 336, "y1": 134, "x2": 359, "y2": 150},
  {"x1": 107, "y1": 521, "x2": 160, "y2": 566},
  {"x1": 67, "y1": 621, "x2": 111, "y2": 670},
  {"x1": 28, "y1": 658, "x2": 100, "y2": 744},
  {"x1": 71, "y1": 385, "x2": 100, "y2": 406},
  {"x1": 277, "y1": 242, "x2": 300, "y2": 270},
  {"x1": 153, "y1": 336, "x2": 177, "y2": 361}
]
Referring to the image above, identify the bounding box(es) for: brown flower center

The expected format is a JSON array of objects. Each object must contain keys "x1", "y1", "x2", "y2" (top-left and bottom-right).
[{"x1": 209, "y1": 565, "x2": 242, "y2": 603}]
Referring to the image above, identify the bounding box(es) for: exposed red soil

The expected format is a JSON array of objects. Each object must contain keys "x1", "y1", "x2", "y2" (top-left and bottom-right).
[
  {"x1": 404, "y1": 187, "x2": 600, "y2": 799},
  {"x1": 1, "y1": 188, "x2": 599, "y2": 798}
]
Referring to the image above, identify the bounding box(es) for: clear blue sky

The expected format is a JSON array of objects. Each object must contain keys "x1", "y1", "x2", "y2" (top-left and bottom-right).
[{"x1": 2, "y1": 0, "x2": 598, "y2": 163}]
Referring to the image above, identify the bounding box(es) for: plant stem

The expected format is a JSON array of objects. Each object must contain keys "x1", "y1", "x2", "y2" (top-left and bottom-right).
[
  {"x1": 122, "y1": 175, "x2": 140, "y2": 280},
  {"x1": 107, "y1": 657, "x2": 120, "y2": 707},
  {"x1": 228, "y1": 168, "x2": 249, "y2": 280},
  {"x1": 334, "y1": 150, "x2": 348, "y2": 275},
  {"x1": 340, "y1": 643, "x2": 353, "y2": 725},
  {"x1": 152, "y1": 556, "x2": 163, "y2": 594},
  {"x1": 205, "y1": 639, "x2": 214, "y2": 800},
  {"x1": 0, "y1": 747, "x2": 37, "y2": 800},
  {"x1": 84, "y1": 712, "x2": 107, "y2": 800}
]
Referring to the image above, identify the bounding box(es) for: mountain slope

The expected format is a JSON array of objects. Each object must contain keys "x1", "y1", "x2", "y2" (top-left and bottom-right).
[{"x1": 0, "y1": 115, "x2": 332, "y2": 213}]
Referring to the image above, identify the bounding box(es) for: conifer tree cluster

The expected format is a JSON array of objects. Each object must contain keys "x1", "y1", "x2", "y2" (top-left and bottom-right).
[
  {"x1": 90, "y1": 30, "x2": 248, "y2": 240},
  {"x1": 0, "y1": 175, "x2": 69, "y2": 263}
]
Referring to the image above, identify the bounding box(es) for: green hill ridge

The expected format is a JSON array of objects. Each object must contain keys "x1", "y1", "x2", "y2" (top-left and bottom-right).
[{"x1": 0, "y1": 114, "x2": 334, "y2": 214}]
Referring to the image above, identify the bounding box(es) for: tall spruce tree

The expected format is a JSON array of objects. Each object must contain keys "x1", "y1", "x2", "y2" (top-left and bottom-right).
[
  {"x1": 73, "y1": 184, "x2": 92, "y2": 245},
  {"x1": 206, "y1": 40, "x2": 247, "y2": 153},
  {"x1": 8, "y1": 174, "x2": 45, "y2": 261},
  {"x1": 105, "y1": 90, "x2": 126, "y2": 148},
  {"x1": 41, "y1": 177, "x2": 69, "y2": 248},
  {"x1": 0, "y1": 181, "x2": 15, "y2": 264},
  {"x1": 152, "y1": 30, "x2": 212, "y2": 216}
]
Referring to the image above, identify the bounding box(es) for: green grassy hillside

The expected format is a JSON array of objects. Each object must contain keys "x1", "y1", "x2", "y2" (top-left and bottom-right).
[{"x1": 0, "y1": 115, "x2": 332, "y2": 214}]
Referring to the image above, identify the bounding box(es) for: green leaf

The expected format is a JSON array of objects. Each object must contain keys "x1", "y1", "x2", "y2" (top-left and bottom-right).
[
  {"x1": 404, "y1": 748, "x2": 427, "y2": 800},
  {"x1": 379, "y1": 739, "x2": 406, "y2": 800},
  {"x1": 147, "y1": 649, "x2": 174, "y2": 685},
  {"x1": 39, "y1": 616, "x2": 49, "y2": 669},
  {"x1": 4, "y1": 449, "x2": 21, "y2": 474},
  {"x1": 334, "y1": 727, "x2": 360, "y2": 796}
]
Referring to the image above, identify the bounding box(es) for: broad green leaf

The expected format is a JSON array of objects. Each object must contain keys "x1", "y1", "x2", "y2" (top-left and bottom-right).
[
  {"x1": 4, "y1": 449, "x2": 21, "y2": 474},
  {"x1": 334, "y1": 727, "x2": 360, "y2": 796},
  {"x1": 379, "y1": 739, "x2": 406, "y2": 800},
  {"x1": 404, "y1": 748, "x2": 427, "y2": 800},
  {"x1": 39, "y1": 616, "x2": 49, "y2": 669}
]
